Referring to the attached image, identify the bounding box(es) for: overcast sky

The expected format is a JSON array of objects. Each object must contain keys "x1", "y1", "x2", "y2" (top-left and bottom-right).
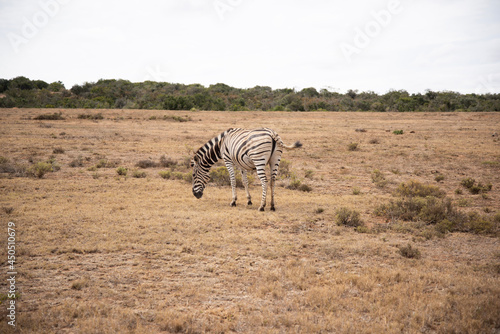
[{"x1": 1, "y1": 0, "x2": 499, "y2": 94}]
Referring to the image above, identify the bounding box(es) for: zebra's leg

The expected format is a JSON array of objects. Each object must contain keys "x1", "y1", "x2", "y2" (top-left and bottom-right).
[
  {"x1": 256, "y1": 167, "x2": 268, "y2": 211},
  {"x1": 225, "y1": 161, "x2": 237, "y2": 207},
  {"x1": 269, "y1": 154, "x2": 281, "y2": 211},
  {"x1": 241, "y1": 170, "x2": 252, "y2": 205}
]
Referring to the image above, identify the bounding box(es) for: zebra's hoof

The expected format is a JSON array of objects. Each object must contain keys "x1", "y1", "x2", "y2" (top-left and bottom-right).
[
  {"x1": 230, "y1": 202, "x2": 236, "y2": 207},
  {"x1": 259, "y1": 207, "x2": 265, "y2": 212},
  {"x1": 270, "y1": 206, "x2": 275, "y2": 211},
  {"x1": 247, "y1": 200, "x2": 252, "y2": 205}
]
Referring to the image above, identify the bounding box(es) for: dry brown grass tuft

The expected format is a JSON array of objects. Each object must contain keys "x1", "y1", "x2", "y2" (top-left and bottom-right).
[{"x1": 0, "y1": 108, "x2": 499, "y2": 333}]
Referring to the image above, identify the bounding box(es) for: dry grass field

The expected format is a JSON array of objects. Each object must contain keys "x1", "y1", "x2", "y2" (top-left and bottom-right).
[{"x1": 0, "y1": 108, "x2": 499, "y2": 333}]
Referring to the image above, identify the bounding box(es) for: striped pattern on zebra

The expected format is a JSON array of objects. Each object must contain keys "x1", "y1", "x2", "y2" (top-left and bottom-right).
[{"x1": 191, "y1": 128, "x2": 302, "y2": 211}]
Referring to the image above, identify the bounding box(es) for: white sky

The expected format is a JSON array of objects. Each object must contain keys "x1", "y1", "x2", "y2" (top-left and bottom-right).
[{"x1": 1, "y1": 0, "x2": 499, "y2": 94}]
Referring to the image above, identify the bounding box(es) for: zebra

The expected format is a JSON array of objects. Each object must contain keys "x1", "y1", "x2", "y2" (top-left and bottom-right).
[{"x1": 191, "y1": 128, "x2": 302, "y2": 211}]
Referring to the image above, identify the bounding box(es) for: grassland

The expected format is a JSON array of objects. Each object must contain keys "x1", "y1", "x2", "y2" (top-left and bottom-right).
[{"x1": 0, "y1": 108, "x2": 499, "y2": 333}]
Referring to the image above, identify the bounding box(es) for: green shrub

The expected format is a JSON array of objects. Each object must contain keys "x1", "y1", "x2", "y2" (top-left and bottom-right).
[
  {"x1": 393, "y1": 130, "x2": 404, "y2": 135},
  {"x1": 335, "y1": 207, "x2": 364, "y2": 227},
  {"x1": 183, "y1": 173, "x2": 193, "y2": 183},
  {"x1": 460, "y1": 177, "x2": 476, "y2": 189},
  {"x1": 209, "y1": 166, "x2": 245, "y2": 188},
  {"x1": 116, "y1": 167, "x2": 128, "y2": 176},
  {"x1": 27, "y1": 162, "x2": 53, "y2": 178},
  {"x1": 395, "y1": 180, "x2": 445, "y2": 198},
  {"x1": 460, "y1": 178, "x2": 492, "y2": 194},
  {"x1": 33, "y1": 112, "x2": 64, "y2": 120}
]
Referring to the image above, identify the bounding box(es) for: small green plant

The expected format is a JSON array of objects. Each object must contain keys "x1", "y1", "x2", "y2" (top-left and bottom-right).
[
  {"x1": 159, "y1": 171, "x2": 172, "y2": 179},
  {"x1": 352, "y1": 187, "x2": 361, "y2": 195},
  {"x1": 335, "y1": 207, "x2": 364, "y2": 227},
  {"x1": 393, "y1": 130, "x2": 404, "y2": 135},
  {"x1": 460, "y1": 177, "x2": 492, "y2": 194},
  {"x1": 27, "y1": 162, "x2": 53, "y2": 178},
  {"x1": 398, "y1": 243, "x2": 421, "y2": 259},
  {"x1": 209, "y1": 166, "x2": 246, "y2": 188},
  {"x1": 116, "y1": 166, "x2": 128, "y2": 176},
  {"x1": 460, "y1": 177, "x2": 475, "y2": 189}
]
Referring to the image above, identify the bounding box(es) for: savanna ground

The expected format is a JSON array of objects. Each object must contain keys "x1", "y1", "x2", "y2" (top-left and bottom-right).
[{"x1": 0, "y1": 108, "x2": 499, "y2": 333}]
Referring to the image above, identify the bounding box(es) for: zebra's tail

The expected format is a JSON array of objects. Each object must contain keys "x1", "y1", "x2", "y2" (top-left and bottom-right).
[{"x1": 282, "y1": 140, "x2": 302, "y2": 150}]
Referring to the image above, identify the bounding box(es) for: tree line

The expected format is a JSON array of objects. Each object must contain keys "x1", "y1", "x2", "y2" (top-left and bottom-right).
[{"x1": 1, "y1": 76, "x2": 499, "y2": 112}]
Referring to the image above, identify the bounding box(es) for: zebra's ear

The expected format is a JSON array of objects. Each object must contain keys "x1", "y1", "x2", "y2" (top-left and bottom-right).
[{"x1": 190, "y1": 156, "x2": 198, "y2": 167}]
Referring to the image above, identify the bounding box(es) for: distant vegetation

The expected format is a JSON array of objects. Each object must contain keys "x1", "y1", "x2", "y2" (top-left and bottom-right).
[{"x1": 1, "y1": 76, "x2": 499, "y2": 111}]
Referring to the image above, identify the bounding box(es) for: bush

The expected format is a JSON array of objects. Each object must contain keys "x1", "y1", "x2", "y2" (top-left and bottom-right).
[
  {"x1": 460, "y1": 177, "x2": 492, "y2": 194},
  {"x1": 348, "y1": 142, "x2": 359, "y2": 151},
  {"x1": 69, "y1": 156, "x2": 84, "y2": 167},
  {"x1": 375, "y1": 196, "x2": 460, "y2": 225},
  {"x1": 209, "y1": 166, "x2": 243, "y2": 188},
  {"x1": 159, "y1": 171, "x2": 171, "y2": 179},
  {"x1": 393, "y1": 130, "x2": 404, "y2": 135},
  {"x1": 78, "y1": 113, "x2": 104, "y2": 120},
  {"x1": 395, "y1": 180, "x2": 445, "y2": 198},
  {"x1": 460, "y1": 177, "x2": 475, "y2": 189},
  {"x1": 335, "y1": 207, "x2": 364, "y2": 227},
  {"x1": 285, "y1": 175, "x2": 312, "y2": 192},
  {"x1": 159, "y1": 155, "x2": 177, "y2": 168},
  {"x1": 116, "y1": 167, "x2": 128, "y2": 176},
  {"x1": 53, "y1": 147, "x2": 65, "y2": 154},
  {"x1": 136, "y1": 160, "x2": 158, "y2": 168},
  {"x1": 398, "y1": 243, "x2": 421, "y2": 259},
  {"x1": 132, "y1": 170, "x2": 146, "y2": 178},
  {"x1": 27, "y1": 162, "x2": 53, "y2": 178}
]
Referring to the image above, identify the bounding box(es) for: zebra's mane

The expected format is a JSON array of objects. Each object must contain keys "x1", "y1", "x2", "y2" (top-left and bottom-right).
[{"x1": 194, "y1": 129, "x2": 230, "y2": 168}]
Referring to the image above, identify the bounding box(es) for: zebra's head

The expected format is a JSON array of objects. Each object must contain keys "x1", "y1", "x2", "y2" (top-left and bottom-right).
[{"x1": 191, "y1": 156, "x2": 209, "y2": 199}]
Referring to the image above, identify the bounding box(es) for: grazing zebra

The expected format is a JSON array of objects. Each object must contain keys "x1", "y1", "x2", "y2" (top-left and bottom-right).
[{"x1": 191, "y1": 128, "x2": 302, "y2": 211}]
